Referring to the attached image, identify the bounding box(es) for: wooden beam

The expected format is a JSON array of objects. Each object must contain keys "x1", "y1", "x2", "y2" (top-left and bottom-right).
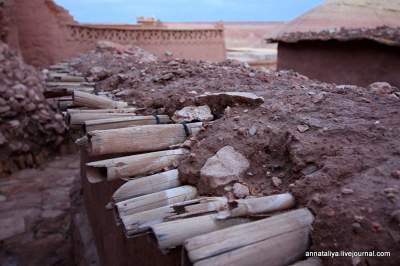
[
  {"x1": 151, "y1": 214, "x2": 250, "y2": 251},
  {"x1": 120, "y1": 197, "x2": 228, "y2": 237},
  {"x1": 84, "y1": 115, "x2": 171, "y2": 132},
  {"x1": 115, "y1": 185, "x2": 198, "y2": 216},
  {"x1": 185, "y1": 208, "x2": 313, "y2": 265},
  {"x1": 112, "y1": 169, "x2": 181, "y2": 203},
  {"x1": 73, "y1": 91, "x2": 128, "y2": 109},
  {"x1": 68, "y1": 113, "x2": 137, "y2": 126},
  {"x1": 44, "y1": 87, "x2": 95, "y2": 98},
  {"x1": 216, "y1": 193, "x2": 296, "y2": 219},
  {"x1": 46, "y1": 81, "x2": 95, "y2": 88},
  {"x1": 47, "y1": 74, "x2": 86, "y2": 82},
  {"x1": 87, "y1": 122, "x2": 202, "y2": 156},
  {"x1": 86, "y1": 148, "x2": 189, "y2": 183},
  {"x1": 67, "y1": 108, "x2": 139, "y2": 114}
]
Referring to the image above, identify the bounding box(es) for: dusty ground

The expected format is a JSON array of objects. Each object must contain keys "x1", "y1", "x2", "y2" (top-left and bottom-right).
[
  {"x1": 0, "y1": 154, "x2": 98, "y2": 266},
  {"x1": 70, "y1": 47, "x2": 400, "y2": 265}
]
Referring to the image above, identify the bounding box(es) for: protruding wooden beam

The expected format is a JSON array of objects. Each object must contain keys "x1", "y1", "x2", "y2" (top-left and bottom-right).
[
  {"x1": 216, "y1": 193, "x2": 296, "y2": 219},
  {"x1": 120, "y1": 197, "x2": 228, "y2": 236},
  {"x1": 84, "y1": 115, "x2": 171, "y2": 132},
  {"x1": 151, "y1": 214, "x2": 250, "y2": 251},
  {"x1": 68, "y1": 113, "x2": 137, "y2": 126},
  {"x1": 44, "y1": 87, "x2": 95, "y2": 98},
  {"x1": 87, "y1": 122, "x2": 202, "y2": 156},
  {"x1": 73, "y1": 90, "x2": 128, "y2": 109},
  {"x1": 116, "y1": 185, "x2": 198, "y2": 216},
  {"x1": 47, "y1": 74, "x2": 86, "y2": 82},
  {"x1": 86, "y1": 148, "x2": 189, "y2": 183},
  {"x1": 67, "y1": 108, "x2": 139, "y2": 114},
  {"x1": 185, "y1": 208, "x2": 314, "y2": 266},
  {"x1": 112, "y1": 169, "x2": 181, "y2": 203},
  {"x1": 46, "y1": 81, "x2": 95, "y2": 88}
]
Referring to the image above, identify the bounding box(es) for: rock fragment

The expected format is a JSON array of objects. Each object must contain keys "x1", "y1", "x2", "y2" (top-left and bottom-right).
[
  {"x1": 368, "y1": 82, "x2": 395, "y2": 95},
  {"x1": 200, "y1": 146, "x2": 249, "y2": 188},
  {"x1": 172, "y1": 105, "x2": 213, "y2": 123},
  {"x1": 232, "y1": 183, "x2": 250, "y2": 198}
]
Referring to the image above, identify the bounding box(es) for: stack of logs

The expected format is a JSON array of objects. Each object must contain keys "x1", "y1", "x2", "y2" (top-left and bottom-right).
[{"x1": 45, "y1": 62, "x2": 321, "y2": 266}]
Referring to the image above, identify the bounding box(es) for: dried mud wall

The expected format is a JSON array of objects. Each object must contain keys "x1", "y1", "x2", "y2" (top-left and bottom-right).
[
  {"x1": 12, "y1": 0, "x2": 76, "y2": 67},
  {"x1": 8, "y1": 0, "x2": 225, "y2": 67},
  {"x1": 277, "y1": 40, "x2": 400, "y2": 87},
  {"x1": 64, "y1": 25, "x2": 226, "y2": 62}
]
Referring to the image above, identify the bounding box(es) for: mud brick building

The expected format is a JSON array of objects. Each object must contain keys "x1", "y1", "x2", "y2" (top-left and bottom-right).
[
  {"x1": 4, "y1": 0, "x2": 226, "y2": 67},
  {"x1": 269, "y1": 0, "x2": 400, "y2": 87}
]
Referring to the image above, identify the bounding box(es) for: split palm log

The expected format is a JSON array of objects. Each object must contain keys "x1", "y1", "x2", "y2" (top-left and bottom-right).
[
  {"x1": 185, "y1": 208, "x2": 314, "y2": 266},
  {"x1": 47, "y1": 73, "x2": 86, "y2": 82},
  {"x1": 87, "y1": 122, "x2": 202, "y2": 156},
  {"x1": 67, "y1": 108, "x2": 139, "y2": 114},
  {"x1": 86, "y1": 148, "x2": 189, "y2": 183},
  {"x1": 115, "y1": 185, "x2": 198, "y2": 217},
  {"x1": 216, "y1": 193, "x2": 295, "y2": 219},
  {"x1": 112, "y1": 169, "x2": 181, "y2": 203},
  {"x1": 68, "y1": 113, "x2": 137, "y2": 126},
  {"x1": 73, "y1": 90, "x2": 128, "y2": 109},
  {"x1": 120, "y1": 197, "x2": 228, "y2": 236},
  {"x1": 46, "y1": 81, "x2": 95, "y2": 88},
  {"x1": 44, "y1": 87, "x2": 95, "y2": 98},
  {"x1": 84, "y1": 115, "x2": 171, "y2": 132},
  {"x1": 151, "y1": 214, "x2": 250, "y2": 251}
]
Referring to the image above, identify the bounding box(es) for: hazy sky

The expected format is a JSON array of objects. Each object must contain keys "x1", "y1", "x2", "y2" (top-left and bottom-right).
[{"x1": 55, "y1": 0, "x2": 323, "y2": 23}]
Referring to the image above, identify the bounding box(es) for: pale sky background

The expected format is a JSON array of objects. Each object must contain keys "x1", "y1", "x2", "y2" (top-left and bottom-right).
[{"x1": 55, "y1": 0, "x2": 323, "y2": 23}]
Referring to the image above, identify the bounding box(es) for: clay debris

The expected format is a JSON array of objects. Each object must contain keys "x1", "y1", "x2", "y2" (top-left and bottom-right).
[{"x1": 0, "y1": 42, "x2": 66, "y2": 176}]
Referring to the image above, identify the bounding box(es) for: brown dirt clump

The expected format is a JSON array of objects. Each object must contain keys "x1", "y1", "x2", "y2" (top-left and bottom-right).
[
  {"x1": 0, "y1": 42, "x2": 67, "y2": 177},
  {"x1": 71, "y1": 48, "x2": 400, "y2": 265}
]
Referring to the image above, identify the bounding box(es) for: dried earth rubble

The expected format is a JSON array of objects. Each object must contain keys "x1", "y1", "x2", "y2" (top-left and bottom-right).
[{"x1": 69, "y1": 45, "x2": 400, "y2": 266}]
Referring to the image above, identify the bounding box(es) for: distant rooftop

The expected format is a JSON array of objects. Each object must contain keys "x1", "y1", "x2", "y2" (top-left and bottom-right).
[
  {"x1": 274, "y1": 0, "x2": 400, "y2": 38},
  {"x1": 268, "y1": 26, "x2": 400, "y2": 46}
]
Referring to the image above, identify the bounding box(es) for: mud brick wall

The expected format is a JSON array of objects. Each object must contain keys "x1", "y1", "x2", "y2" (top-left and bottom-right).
[
  {"x1": 277, "y1": 39, "x2": 400, "y2": 87},
  {"x1": 8, "y1": 0, "x2": 225, "y2": 67},
  {"x1": 65, "y1": 25, "x2": 226, "y2": 62}
]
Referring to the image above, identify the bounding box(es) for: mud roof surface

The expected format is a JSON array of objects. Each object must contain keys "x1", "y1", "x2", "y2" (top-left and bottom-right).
[{"x1": 269, "y1": 0, "x2": 400, "y2": 45}]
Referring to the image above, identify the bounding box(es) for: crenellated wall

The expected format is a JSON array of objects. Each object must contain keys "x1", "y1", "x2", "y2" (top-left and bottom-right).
[
  {"x1": 64, "y1": 24, "x2": 226, "y2": 62},
  {"x1": 7, "y1": 0, "x2": 226, "y2": 67}
]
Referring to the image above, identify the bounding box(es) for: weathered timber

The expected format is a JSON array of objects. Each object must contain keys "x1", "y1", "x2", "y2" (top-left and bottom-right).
[
  {"x1": 185, "y1": 208, "x2": 313, "y2": 265},
  {"x1": 216, "y1": 193, "x2": 296, "y2": 219},
  {"x1": 68, "y1": 113, "x2": 137, "y2": 126},
  {"x1": 86, "y1": 149, "x2": 189, "y2": 183},
  {"x1": 195, "y1": 228, "x2": 310, "y2": 266},
  {"x1": 44, "y1": 87, "x2": 95, "y2": 98},
  {"x1": 112, "y1": 169, "x2": 181, "y2": 203},
  {"x1": 120, "y1": 197, "x2": 228, "y2": 236},
  {"x1": 67, "y1": 108, "x2": 139, "y2": 114},
  {"x1": 46, "y1": 81, "x2": 95, "y2": 88},
  {"x1": 47, "y1": 73, "x2": 86, "y2": 82},
  {"x1": 73, "y1": 91, "x2": 128, "y2": 109},
  {"x1": 116, "y1": 185, "x2": 198, "y2": 217},
  {"x1": 88, "y1": 122, "x2": 203, "y2": 156},
  {"x1": 84, "y1": 115, "x2": 171, "y2": 132},
  {"x1": 151, "y1": 214, "x2": 250, "y2": 251}
]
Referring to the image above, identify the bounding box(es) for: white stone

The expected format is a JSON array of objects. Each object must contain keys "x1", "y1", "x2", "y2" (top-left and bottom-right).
[
  {"x1": 200, "y1": 146, "x2": 250, "y2": 188},
  {"x1": 233, "y1": 183, "x2": 250, "y2": 198},
  {"x1": 172, "y1": 105, "x2": 213, "y2": 123}
]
